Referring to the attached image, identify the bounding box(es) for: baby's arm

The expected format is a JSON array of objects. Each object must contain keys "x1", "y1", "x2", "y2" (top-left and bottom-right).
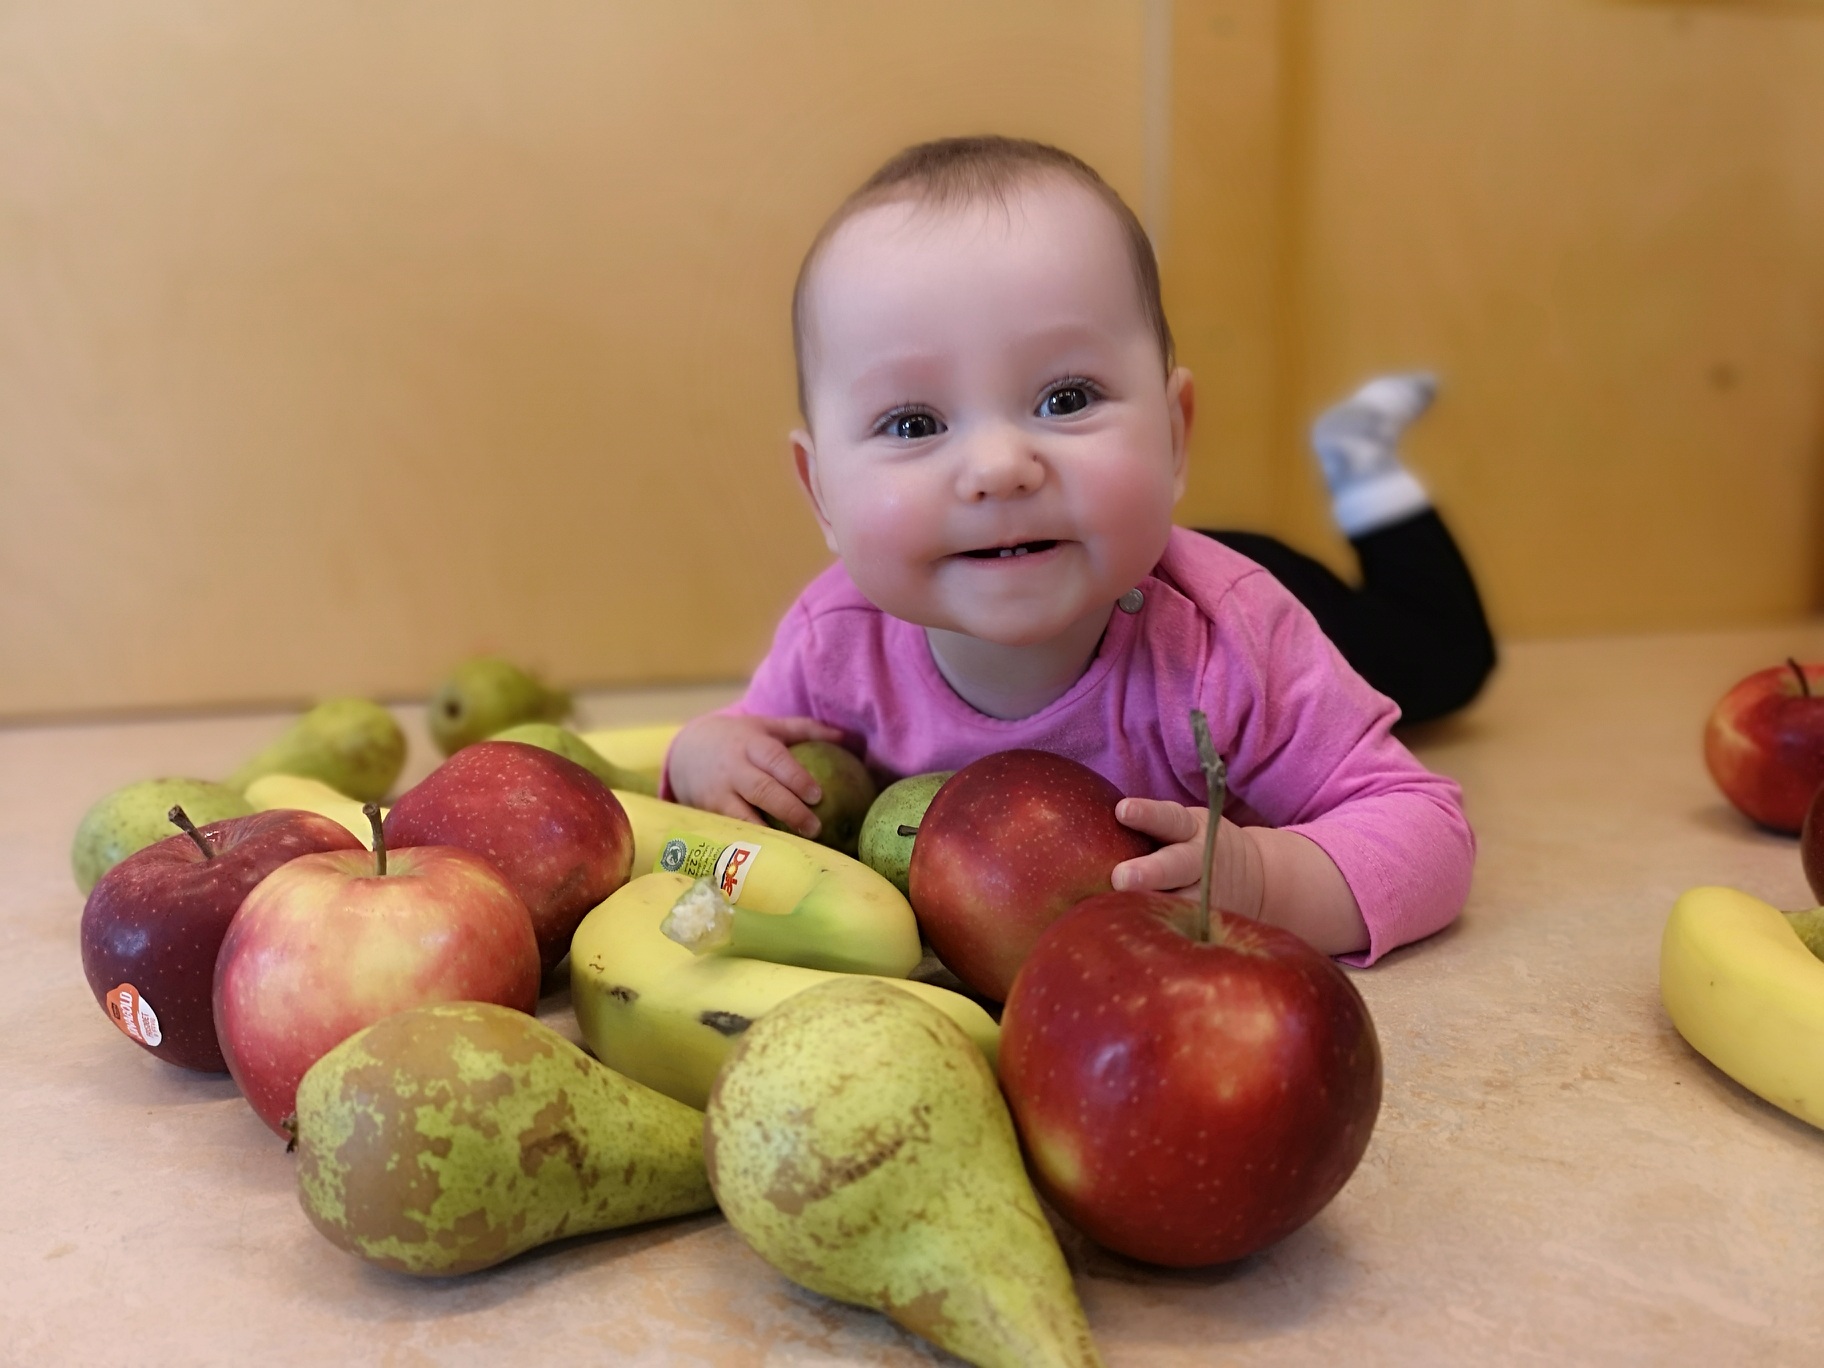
[
  {"x1": 666, "y1": 713, "x2": 844, "y2": 837},
  {"x1": 1113, "y1": 800, "x2": 1368, "y2": 957}
]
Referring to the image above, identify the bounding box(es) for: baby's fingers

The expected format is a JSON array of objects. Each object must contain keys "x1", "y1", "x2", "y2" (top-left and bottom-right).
[
  {"x1": 763, "y1": 715, "x2": 846, "y2": 746},
  {"x1": 742, "y1": 739, "x2": 822, "y2": 838},
  {"x1": 1116, "y1": 797, "x2": 1205, "y2": 845},
  {"x1": 1112, "y1": 842, "x2": 1205, "y2": 895}
]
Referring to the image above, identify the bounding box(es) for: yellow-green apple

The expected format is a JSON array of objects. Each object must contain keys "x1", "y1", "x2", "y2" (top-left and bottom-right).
[
  {"x1": 80, "y1": 808, "x2": 361, "y2": 1072},
  {"x1": 213, "y1": 812, "x2": 539, "y2": 1135},
  {"x1": 1704, "y1": 659, "x2": 1824, "y2": 833},
  {"x1": 907, "y1": 750, "x2": 1154, "y2": 1001},
  {"x1": 383, "y1": 741, "x2": 634, "y2": 974},
  {"x1": 999, "y1": 890, "x2": 1382, "y2": 1266}
]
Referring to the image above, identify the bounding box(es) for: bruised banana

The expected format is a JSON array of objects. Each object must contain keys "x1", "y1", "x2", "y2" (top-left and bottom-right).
[
  {"x1": 572, "y1": 871, "x2": 998, "y2": 1110},
  {"x1": 1660, "y1": 886, "x2": 1824, "y2": 1131},
  {"x1": 609, "y1": 789, "x2": 920, "y2": 977}
]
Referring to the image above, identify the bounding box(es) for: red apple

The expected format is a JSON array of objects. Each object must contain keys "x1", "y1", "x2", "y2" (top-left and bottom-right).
[
  {"x1": 213, "y1": 831, "x2": 539, "y2": 1134},
  {"x1": 1801, "y1": 783, "x2": 1824, "y2": 901},
  {"x1": 907, "y1": 749, "x2": 1154, "y2": 1000},
  {"x1": 999, "y1": 890, "x2": 1382, "y2": 1266},
  {"x1": 384, "y1": 740, "x2": 633, "y2": 974},
  {"x1": 1704, "y1": 659, "x2": 1824, "y2": 833},
  {"x1": 80, "y1": 808, "x2": 363, "y2": 1072}
]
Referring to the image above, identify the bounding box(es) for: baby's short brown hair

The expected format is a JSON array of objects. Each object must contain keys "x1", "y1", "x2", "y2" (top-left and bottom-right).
[{"x1": 791, "y1": 135, "x2": 1175, "y2": 417}]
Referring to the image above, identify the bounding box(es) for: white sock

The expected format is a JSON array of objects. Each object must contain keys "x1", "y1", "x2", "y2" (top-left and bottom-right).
[{"x1": 1310, "y1": 372, "x2": 1437, "y2": 538}]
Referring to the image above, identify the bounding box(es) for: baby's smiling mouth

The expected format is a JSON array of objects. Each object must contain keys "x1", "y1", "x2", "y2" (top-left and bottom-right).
[{"x1": 960, "y1": 539, "x2": 1060, "y2": 560}]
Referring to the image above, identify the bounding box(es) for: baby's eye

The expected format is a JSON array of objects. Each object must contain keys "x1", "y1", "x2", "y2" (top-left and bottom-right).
[
  {"x1": 1039, "y1": 384, "x2": 1095, "y2": 417},
  {"x1": 881, "y1": 411, "x2": 944, "y2": 441}
]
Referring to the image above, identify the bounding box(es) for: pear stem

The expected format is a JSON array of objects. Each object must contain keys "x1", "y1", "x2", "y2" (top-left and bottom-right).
[
  {"x1": 1190, "y1": 710, "x2": 1227, "y2": 945},
  {"x1": 897, "y1": 825, "x2": 919, "y2": 838},
  {"x1": 167, "y1": 805, "x2": 215, "y2": 860},
  {"x1": 1789, "y1": 658, "x2": 1811, "y2": 698},
  {"x1": 364, "y1": 802, "x2": 387, "y2": 875}
]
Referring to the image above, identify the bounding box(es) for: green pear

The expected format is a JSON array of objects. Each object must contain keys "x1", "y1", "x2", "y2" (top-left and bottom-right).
[
  {"x1": 1788, "y1": 907, "x2": 1824, "y2": 960},
  {"x1": 858, "y1": 771, "x2": 953, "y2": 896},
  {"x1": 429, "y1": 657, "x2": 571, "y2": 756},
  {"x1": 71, "y1": 778, "x2": 252, "y2": 893},
  {"x1": 294, "y1": 1001, "x2": 716, "y2": 1276},
  {"x1": 766, "y1": 740, "x2": 877, "y2": 857},
  {"x1": 226, "y1": 698, "x2": 406, "y2": 803},
  {"x1": 489, "y1": 722, "x2": 658, "y2": 796},
  {"x1": 705, "y1": 978, "x2": 1103, "y2": 1368}
]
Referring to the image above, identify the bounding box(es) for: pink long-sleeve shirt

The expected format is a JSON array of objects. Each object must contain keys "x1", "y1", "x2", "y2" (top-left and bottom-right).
[{"x1": 724, "y1": 526, "x2": 1474, "y2": 965}]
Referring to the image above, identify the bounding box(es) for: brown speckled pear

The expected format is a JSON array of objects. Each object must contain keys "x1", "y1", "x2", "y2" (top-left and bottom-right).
[
  {"x1": 294, "y1": 1001, "x2": 714, "y2": 1275},
  {"x1": 703, "y1": 978, "x2": 1102, "y2": 1368}
]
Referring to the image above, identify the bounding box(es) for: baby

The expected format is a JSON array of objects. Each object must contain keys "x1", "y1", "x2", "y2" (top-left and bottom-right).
[{"x1": 668, "y1": 136, "x2": 1473, "y2": 963}]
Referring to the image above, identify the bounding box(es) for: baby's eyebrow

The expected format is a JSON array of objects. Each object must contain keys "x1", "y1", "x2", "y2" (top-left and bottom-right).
[{"x1": 848, "y1": 352, "x2": 950, "y2": 397}]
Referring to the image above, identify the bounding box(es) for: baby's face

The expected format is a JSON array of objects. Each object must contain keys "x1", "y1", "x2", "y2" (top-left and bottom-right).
[{"x1": 793, "y1": 176, "x2": 1191, "y2": 648}]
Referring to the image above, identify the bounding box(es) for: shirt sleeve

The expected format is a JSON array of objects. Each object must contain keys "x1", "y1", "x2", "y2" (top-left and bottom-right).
[{"x1": 1200, "y1": 569, "x2": 1476, "y2": 966}]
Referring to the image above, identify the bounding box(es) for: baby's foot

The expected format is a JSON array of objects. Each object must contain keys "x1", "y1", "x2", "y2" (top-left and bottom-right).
[{"x1": 1310, "y1": 372, "x2": 1436, "y2": 537}]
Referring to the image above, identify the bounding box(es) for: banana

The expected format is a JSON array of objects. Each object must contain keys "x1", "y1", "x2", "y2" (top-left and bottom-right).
[
  {"x1": 1660, "y1": 885, "x2": 1824, "y2": 1131},
  {"x1": 579, "y1": 723, "x2": 682, "y2": 791},
  {"x1": 610, "y1": 789, "x2": 921, "y2": 977},
  {"x1": 571, "y1": 872, "x2": 998, "y2": 1109},
  {"x1": 243, "y1": 773, "x2": 382, "y2": 847}
]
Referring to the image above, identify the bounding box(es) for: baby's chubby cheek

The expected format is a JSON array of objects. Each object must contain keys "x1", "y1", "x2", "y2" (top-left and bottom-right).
[{"x1": 821, "y1": 480, "x2": 950, "y2": 617}]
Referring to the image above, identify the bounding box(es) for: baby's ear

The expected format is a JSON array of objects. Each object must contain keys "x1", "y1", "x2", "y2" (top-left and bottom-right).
[
  {"x1": 790, "y1": 429, "x2": 840, "y2": 553},
  {"x1": 1166, "y1": 368, "x2": 1195, "y2": 500}
]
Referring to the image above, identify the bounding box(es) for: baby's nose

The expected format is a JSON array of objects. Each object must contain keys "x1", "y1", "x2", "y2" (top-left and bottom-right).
[{"x1": 956, "y1": 425, "x2": 1046, "y2": 500}]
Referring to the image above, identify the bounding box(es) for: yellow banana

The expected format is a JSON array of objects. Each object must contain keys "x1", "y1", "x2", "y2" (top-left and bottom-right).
[
  {"x1": 244, "y1": 773, "x2": 382, "y2": 847},
  {"x1": 571, "y1": 872, "x2": 998, "y2": 1109},
  {"x1": 610, "y1": 789, "x2": 921, "y2": 977},
  {"x1": 579, "y1": 723, "x2": 682, "y2": 791},
  {"x1": 1660, "y1": 885, "x2": 1824, "y2": 1131}
]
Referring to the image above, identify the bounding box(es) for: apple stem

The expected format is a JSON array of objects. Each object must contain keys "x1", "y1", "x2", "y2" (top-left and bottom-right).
[
  {"x1": 1190, "y1": 710, "x2": 1227, "y2": 945},
  {"x1": 1789, "y1": 658, "x2": 1811, "y2": 698},
  {"x1": 897, "y1": 825, "x2": 919, "y2": 838},
  {"x1": 364, "y1": 802, "x2": 387, "y2": 876},
  {"x1": 167, "y1": 805, "x2": 215, "y2": 860}
]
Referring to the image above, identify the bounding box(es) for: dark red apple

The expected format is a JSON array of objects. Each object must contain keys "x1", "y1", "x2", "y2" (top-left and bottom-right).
[
  {"x1": 80, "y1": 808, "x2": 362, "y2": 1072},
  {"x1": 1704, "y1": 659, "x2": 1824, "y2": 833},
  {"x1": 999, "y1": 890, "x2": 1382, "y2": 1267},
  {"x1": 384, "y1": 740, "x2": 634, "y2": 974},
  {"x1": 214, "y1": 826, "x2": 539, "y2": 1135},
  {"x1": 1801, "y1": 783, "x2": 1824, "y2": 901},
  {"x1": 907, "y1": 749, "x2": 1154, "y2": 1000}
]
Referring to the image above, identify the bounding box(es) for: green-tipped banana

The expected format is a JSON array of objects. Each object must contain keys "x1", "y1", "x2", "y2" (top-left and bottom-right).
[
  {"x1": 571, "y1": 872, "x2": 997, "y2": 1110},
  {"x1": 490, "y1": 722, "x2": 657, "y2": 795},
  {"x1": 614, "y1": 789, "x2": 920, "y2": 977},
  {"x1": 294, "y1": 1001, "x2": 715, "y2": 1275}
]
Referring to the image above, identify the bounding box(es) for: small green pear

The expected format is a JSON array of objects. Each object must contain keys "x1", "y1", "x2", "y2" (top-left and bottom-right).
[
  {"x1": 1788, "y1": 907, "x2": 1824, "y2": 960},
  {"x1": 71, "y1": 777, "x2": 252, "y2": 893},
  {"x1": 489, "y1": 722, "x2": 658, "y2": 796},
  {"x1": 294, "y1": 1001, "x2": 716, "y2": 1276},
  {"x1": 766, "y1": 740, "x2": 877, "y2": 857},
  {"x1": 226, "y1": 698, "x2": 406, "y2": 803},
  {"x1": 430, "y1": 657, "x2": 572, "y2": 756},
  {"x1": 705, "y1": 978, "x2": 1103, "y2": 1368},
  {"x1": 858, "y1": 771, "x2": 953, "y2": 896}
]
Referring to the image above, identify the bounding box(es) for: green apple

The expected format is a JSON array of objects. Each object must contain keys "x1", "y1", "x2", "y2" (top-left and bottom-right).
[{"x1": 858, "y1": 771, "x2": 953, "y2": 896}]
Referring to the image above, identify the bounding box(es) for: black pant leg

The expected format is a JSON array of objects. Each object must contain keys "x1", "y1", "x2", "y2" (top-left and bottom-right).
[{"x1": 1202, "y1": 511, "x2": 1496, "y2": 725}]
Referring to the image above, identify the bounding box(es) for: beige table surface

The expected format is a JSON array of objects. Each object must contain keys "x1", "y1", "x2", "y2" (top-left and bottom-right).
[{"x1": 5, "y1": 631, "x2": 1824, "y2": 1366}]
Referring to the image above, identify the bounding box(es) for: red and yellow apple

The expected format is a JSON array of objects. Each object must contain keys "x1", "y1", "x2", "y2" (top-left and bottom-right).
[
  {"x1": 999, "y1": 890, "x2": 1382, "y2": 1267},
  {"x1": 907, "y1": 749, "x2": 1154, "y2": 1001},
  {"x1": 213, "y1": 835, "x2": 539, "y2": 1135},
  {"x1": 1704, "y1": 660, "x2": 1824, "y2": 833}
]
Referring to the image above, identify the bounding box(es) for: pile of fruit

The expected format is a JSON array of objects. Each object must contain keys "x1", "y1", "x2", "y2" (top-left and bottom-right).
[
  {"x1": 74, "y1": 658, "x2": 1386, "y2": 1366},
  {"x1": 1666, "y1": 660, "x2": 1824, "y2": 1133}
]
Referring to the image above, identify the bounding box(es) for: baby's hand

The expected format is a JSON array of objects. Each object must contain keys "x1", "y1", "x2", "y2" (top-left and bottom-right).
[
  {"x1": 666, "y1": 713, "x2": 845, "y2": 837},
  {"x1": 1112, "y1": 797, "x2": 1264, "y2": 918}
]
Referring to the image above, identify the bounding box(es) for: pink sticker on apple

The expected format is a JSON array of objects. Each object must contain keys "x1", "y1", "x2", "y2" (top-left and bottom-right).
[{"x1": 106, "y1": 983, "x2": 163, "y2": 1048}]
